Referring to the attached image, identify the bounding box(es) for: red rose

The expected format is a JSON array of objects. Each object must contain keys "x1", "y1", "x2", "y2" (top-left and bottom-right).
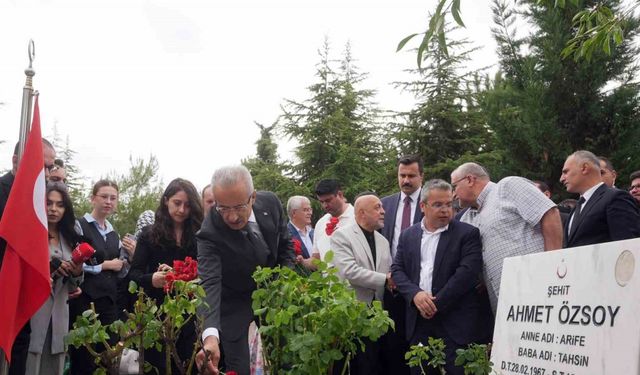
[
  {"x1": 292, "y1": 239, "x2": 303, "y2": 256},
  {"x1": 226, "y1": 371, "x2": 238, "y2": 375},
  {"x1": 325, "y1": 216, "x2": 340, "y2": 236},
  {"x1": 164, "y1": 256, "x2": 198, "y2": 293}
]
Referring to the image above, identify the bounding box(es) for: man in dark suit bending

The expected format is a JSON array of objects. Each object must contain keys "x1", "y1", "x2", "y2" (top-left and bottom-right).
[
  {"x1": 560, "y1": 150, "x2": 640, "y2": 248},
  {"x1": 391, "y1": 179, "x2": 483, "y2": 375},
  {"x1": 196, "y1": 165, "x2": 295, "y2": 375}
]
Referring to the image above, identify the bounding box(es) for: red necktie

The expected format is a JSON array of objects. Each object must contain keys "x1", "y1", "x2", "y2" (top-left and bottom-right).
[{"x1": 401, "y1": 196, "x2": 412, "y2": 231}]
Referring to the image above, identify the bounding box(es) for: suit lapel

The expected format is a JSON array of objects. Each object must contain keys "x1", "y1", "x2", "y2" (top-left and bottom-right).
[
  {"x1": 288, "y1": 222, "x2": 309, "y2": 258},
  {"x1": 413, "y1": 189, "x2": 423, "y2": 224},
  {"x1": 384, "y1": 193, "x2": 401, "y2": 238},
  {"x1": 432, "y1": 224, "x2": 451, "y2": 285},
  {"x1": 569, "y1": 184, "x2": 606, "y2": 242},
  {"x1": 373, "y1": 232, "x2": 389, "y2": 271},
  {"x1": 251, "y1": 198, "x2": 273, "y2": 263},
  {"x1": 353, "y1": 226, "x2": 375, "y2": 270},
  {"x1": 410, "y1": 226, "x2": 422, "y2": 283}
]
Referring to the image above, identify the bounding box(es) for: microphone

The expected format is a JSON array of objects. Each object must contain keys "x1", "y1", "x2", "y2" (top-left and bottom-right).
[
  {"x1": 51, "y1": 242, "x2": 99, "y2": 280},
  {"x1": 72, "y1": 242, "x2": 96, "y2": 265}
]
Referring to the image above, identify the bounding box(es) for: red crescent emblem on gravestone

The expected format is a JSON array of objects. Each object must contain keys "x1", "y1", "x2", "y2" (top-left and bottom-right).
[{"x1": 556, "y1": 259, "x2": 567, "y2": 279}]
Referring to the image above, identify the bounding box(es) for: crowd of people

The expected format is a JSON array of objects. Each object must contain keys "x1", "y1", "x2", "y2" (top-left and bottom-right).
[{"x1": 1, "y1": 140, "x2": 640, "y2": 375}]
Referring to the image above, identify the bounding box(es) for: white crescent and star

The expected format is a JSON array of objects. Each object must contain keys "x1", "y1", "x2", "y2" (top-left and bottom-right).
[{"x1": 33, "y1": 168, "x2": 47, "y2": 229}]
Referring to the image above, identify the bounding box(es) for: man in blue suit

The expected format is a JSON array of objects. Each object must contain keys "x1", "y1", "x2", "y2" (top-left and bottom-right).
[
  {"x1": 392, "y1": 179, "x2": 483, "y2": 375},
  {"x1": 286, "y1": 196, "x2": 314, "y2": 263},
  {"x1": 380, "y1": 154, "x2": 424, "y2": 374}
]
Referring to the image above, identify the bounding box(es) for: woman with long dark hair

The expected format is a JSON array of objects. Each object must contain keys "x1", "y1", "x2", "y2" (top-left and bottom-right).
[
  {"x1": 130, "y1": 178, "x2": 203, "y2": 374},
  {"x1": 26, "y1": 183, "x2": 83, "y2": 375}
]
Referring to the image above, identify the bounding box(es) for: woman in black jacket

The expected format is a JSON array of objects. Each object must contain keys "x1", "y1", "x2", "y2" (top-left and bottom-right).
[{"x1": 130, "y1": 178, "x2": 203, "y2": 374}]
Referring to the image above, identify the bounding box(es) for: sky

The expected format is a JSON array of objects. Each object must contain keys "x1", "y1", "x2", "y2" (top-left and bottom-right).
[{"x1": 0, "y1": 0, "x2": 499, "y2": 191}]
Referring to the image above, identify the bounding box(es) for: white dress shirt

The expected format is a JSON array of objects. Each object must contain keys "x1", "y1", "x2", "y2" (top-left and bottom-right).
[
  {"x1": 312, "y1": 204, "x2": 355, "y2": 261},
  {"x1": 419, "y1": 222, "x2": 449, "y2": 293}
]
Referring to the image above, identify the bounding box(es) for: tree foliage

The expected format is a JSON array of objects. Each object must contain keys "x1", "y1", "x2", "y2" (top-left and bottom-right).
[
  {"x1": 243, "y1": 121, "x2": 303, "y2": 203},
  {"x1": 481, "y1": 0, "x2": 640, "y2": 192},
  {"x1": 280, "y1": 39, "x2": 395, "y2": 200},
  {"x1": 107, "y1": 155, "x2": 164, "y2": 235},
  {"x1": 399, "y1": 0, "x2": 638, "y2": 65},
  {"x1": 393, "y1": 29, "x2": 501, "y2": 181}
]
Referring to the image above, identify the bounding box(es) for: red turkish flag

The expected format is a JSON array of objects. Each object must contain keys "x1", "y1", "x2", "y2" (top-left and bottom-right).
[{"x1": 0, "y1": 98, "x2": 51, "y2": 362}]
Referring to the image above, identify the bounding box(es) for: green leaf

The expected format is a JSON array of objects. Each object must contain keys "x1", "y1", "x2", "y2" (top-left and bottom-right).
[
  {"x1": 451, "y1": 0, "x2": 465, "y2": 28},
  {"x1": 128, "y1": 280, "x2": 138, "y2": 294},
  {"x1": 397, "y1": 33, "x2": 420, "y2": 52},
  {"x1": 603, "y1": 37, "x2": 611, "y2": 55}
]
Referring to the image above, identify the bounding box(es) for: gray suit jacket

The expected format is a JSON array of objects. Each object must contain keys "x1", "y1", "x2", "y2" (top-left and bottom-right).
[
  {"x1": 331, "y1": 223, "x2": 392, "y2": 303},
  {"x1": 197, "y1": 191, "x2": 295, "y2": 341},
  {"x1": 29, "y1": 234, "x2": 83, "y2": 354}
]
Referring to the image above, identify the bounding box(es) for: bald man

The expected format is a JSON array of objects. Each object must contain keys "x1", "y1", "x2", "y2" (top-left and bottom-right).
[{"x1": 330, "y1": 193, "x2": 394, "y2": 375}]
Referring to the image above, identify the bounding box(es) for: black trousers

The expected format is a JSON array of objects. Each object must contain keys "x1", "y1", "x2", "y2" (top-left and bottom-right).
[
  {"x1": 7, "y1": 322, "x2": 30, "y2": 375},
  {"x1": 220, "y1": 330, "x2": 251, "y2": 375},
  {"x1": 410, "y1": 317, "x2": 465, "y2": 375},
  {"x1": 381, "y1": 290, "x2": 410, "y2": 374},
  {"x1": 68, "y1": 294, "x2": 118, "y2": 375},
  {"x1": 332, "y1": 337, "x2": 381, "y2": 375}
]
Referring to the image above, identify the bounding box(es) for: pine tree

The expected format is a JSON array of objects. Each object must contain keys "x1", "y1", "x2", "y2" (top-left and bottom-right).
[
  {"x1": 281, "y1": 39, "x2": 391, "y2": 199},
  {"x1": 393, "y1": 29, "x2": 499, "y2": 180},
  {"x1": 483, "y1": 0, "x2": 640, "y2": 190},
  {"x1": 242, "y1": 121, "x2": 300, "y2": 203}
]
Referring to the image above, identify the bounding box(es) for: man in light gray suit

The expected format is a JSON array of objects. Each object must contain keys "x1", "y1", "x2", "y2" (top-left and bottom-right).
[{"x1": 331, "y1": 193, "x2": 395, "y2": 375}]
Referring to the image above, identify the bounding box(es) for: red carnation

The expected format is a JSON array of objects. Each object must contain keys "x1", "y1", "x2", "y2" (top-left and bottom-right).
[
  {"x1": 225, "y1": 371, "x2": 238, "y2": 375},
  {"x1": 163, "y1": 256, "x2": 198, "y2": 293},
  {"x1": 325, "y1": 216, "x2": 340, "y2": 236},
  {"x1": 292, "y1": 239, "x2": 303, "y2": 256}
]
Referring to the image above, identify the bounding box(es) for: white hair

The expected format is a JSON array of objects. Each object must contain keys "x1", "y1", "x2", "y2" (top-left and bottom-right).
[
  {"x1": 211, "y1": 165, "x2": 254, "y2": 193},
  {"x1": 570, "y1": 150, "x2": 600, "y2": 168},
  {"x1": 421, "y1": 179, "x2": 453, "y2": 202},
  {"x1": 452, "y1": 162, "x2": 490, "y2": 180},
  {"x1": 286, "y1": 195, "x2": 311, "y2": 218}
]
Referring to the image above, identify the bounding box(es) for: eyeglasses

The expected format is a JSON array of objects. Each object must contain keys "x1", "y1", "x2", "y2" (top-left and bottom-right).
[
  {"x1": 215, "y1": 195, "x2": 252, "y2": 214},
  {"x1": 451, "y1": 176, "x2": 470, "y2": 190},
  {"x1": 97, "y1": 194, "x2": 118, "y2": 202},
  {"x1": 427, "y1": 202, "x2": 453, "y2": 209},
  {"x1": 630, "y1": 185, "x2": 640, "y2": 191}
]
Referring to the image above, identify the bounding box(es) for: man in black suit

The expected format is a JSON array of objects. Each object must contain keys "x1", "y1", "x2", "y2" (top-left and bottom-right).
[
  {"x1": 380, "y1": 154, "x2": 424, "y2": 374},
  {"x1": 560, "y1": 150, "x2": 640, "y2": 248},
  {"x1": 196, "y1": 166, "x2": 295, "y2": 375},
  {"x1": 391, "y1": 179, "x2": 483, "y2": 375}
]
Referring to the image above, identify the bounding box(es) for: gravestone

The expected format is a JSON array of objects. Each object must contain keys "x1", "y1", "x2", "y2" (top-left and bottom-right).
[{"x1": 491, "y1": 238, "x2": 639, "y2": 374}]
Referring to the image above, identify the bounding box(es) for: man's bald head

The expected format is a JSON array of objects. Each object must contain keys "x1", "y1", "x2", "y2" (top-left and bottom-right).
[{"x1": 354, "y1": 193, "x2": 385, "y2": 232}]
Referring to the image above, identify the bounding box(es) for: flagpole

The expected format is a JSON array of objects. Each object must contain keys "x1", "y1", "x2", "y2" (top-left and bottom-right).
[
  {"x1": 17, "y1": 39, "x2": 36, "y2": 163},
  {"x1": 0, "y1": 38, "x2": 36, "y2": 375}
]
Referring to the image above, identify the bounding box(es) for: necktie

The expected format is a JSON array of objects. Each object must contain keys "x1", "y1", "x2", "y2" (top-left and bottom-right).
[
  {"x1": 569, "y1": 196, "x2": 586, "y2": 236},
  {"x1": 245, "y1": 221, "x2": 269, "y2": 263},
  {"x1": 401, "y1": 196, "x2": 412, "y2": 231}
]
